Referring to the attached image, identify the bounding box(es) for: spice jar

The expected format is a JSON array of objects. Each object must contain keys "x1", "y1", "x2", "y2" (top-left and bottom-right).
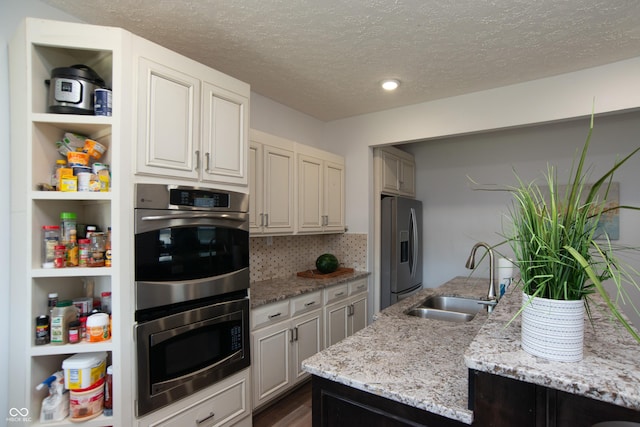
[
  {"x1": 100, "y1": 291, "x2": 112, "y2": 314},
  {"x1": 68, "y1": 320, "x2": 81, "y2": 344},
  {"x1": 54, "y1": 245, "x2": 66, "y2": 268},
  {"x1": 78, "y1": 238, "x2": 90, "y2": 267},
  {"x1": 35, "y1": 315, "x2": 50, "y2": 345}
]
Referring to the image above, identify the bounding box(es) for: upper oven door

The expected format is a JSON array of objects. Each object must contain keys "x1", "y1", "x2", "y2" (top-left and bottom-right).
[
  {"x1": 135, "y1": 208, "x2": 249, "y2": 282},
  {"x1": 135, "y1": 209, "x2": 249, "y2": 309}
]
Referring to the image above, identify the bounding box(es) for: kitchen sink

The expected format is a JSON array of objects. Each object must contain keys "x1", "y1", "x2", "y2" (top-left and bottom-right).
[{"x1": 405, "y1": 295, "x2": 489, "y2": 323}]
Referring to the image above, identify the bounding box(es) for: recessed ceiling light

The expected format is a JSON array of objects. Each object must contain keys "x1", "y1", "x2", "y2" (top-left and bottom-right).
[{"x1": 381, "y1": 79, "x2": 400, "y2": 91}]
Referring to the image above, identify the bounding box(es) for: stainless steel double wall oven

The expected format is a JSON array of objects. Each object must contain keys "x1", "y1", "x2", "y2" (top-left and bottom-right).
[{"x1": 134, "y1": 184, "x2": 250, "y2": 417}]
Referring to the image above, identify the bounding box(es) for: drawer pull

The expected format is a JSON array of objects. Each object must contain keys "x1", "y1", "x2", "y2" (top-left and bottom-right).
[
  {"x1": 196, "y1": 411, "x2": 215, "y2": 425},
  {"x1": 268, "y1": 312, "x2": 282, "y2": 319},
  {"x1": 304, "y1": 301, "x2": 316, "y2": 307},
  {"x1": 335, "y1": 292, "x2": 345, "y2": 297}
]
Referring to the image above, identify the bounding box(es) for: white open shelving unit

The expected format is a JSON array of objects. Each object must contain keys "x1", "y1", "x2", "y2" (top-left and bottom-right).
[{"x1": 9, "y1": 19, "x2": 131, "y2": 427}]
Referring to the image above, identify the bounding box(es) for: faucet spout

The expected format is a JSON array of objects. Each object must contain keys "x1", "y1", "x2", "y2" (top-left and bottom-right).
[{"x1": 466, "y1": 242, "x2": 497, "y2": 303}]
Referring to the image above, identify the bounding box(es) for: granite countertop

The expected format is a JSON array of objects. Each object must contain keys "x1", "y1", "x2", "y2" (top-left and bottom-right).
[
  {"x1": 250, "y1": 270, "x2": 371, "y2": 309},
  {"x1": 465, "y1": 283, "x2": 640, "y2": 411},
  {"x1": 302, "y1": 276, "x2": 492, "y2": 425}
]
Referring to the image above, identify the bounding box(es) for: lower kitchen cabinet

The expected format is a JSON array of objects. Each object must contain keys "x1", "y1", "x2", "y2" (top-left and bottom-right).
[
  {"x1": 470, "y1": 370, "x2": 640, "y2": 427},
  {"x1": 140, "y1": 368, "x2": 251, "y2": 427},
  {"x1": 312, "y1": 375, "x2": 465, "y2": 427},
  {"x1": 251, "y1": 291, "x2": 323, "y2": 410},
  {"x1": 324, "y1": 279, "x2": 368, "y2": 347}
]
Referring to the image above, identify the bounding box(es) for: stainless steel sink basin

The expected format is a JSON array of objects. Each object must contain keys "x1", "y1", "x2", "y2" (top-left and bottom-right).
[{"x1": 405, "y1": 295, "x2": 488, "y2": 322}]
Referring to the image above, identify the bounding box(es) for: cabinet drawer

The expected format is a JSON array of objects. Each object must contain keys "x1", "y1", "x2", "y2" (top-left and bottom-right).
[
  {"x1": 349, "y1": 279, "x2": 368, "y2": 296},
  {"x1": 151, "y1": 375, "x2": 248, "y2": 427},
  {"x1": 251, "y1": 300, "x2": 290, "y2": 330},
  {"x1": 291, "y1": 291, "x2": 322, "y2": 317},
  {"x1": 325, "y1": 284, "x2": 348, "y2": 305}
]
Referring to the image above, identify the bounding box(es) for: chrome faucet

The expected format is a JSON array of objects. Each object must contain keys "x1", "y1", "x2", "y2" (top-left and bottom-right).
[{"x1": 465, "y1": 242, "x2": 497, "y2": 308}]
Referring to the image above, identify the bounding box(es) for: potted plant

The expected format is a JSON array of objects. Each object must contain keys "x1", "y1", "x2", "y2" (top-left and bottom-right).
[{"x1": 477, "y1": 112, "x2": 640, "y2": 362}]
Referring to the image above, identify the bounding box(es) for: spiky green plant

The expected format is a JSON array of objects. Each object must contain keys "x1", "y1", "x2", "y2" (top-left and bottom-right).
[{"x1": 481, "y1": 113, "x2": 640, "y2": 343}]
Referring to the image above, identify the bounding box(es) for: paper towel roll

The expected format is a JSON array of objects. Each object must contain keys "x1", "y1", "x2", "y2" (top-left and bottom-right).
[{"x1": 498, "y1": 258, "x2": 514, "y2": 297}]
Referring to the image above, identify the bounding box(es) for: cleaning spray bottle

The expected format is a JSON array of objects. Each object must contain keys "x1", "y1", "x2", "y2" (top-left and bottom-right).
[{"x1": 36, "y1": 371, "x2": 69, "y2": 423}]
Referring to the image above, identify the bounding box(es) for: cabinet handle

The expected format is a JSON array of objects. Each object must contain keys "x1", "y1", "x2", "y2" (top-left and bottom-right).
[
  {"x1": 304, "y1": 301, "x2": 316, "y2": 307},
  {"x1": 293, "y1": 327, "x2": 299, "y2": 342},
  {"x1": 290, "y1": 328, "x2": 295, "y2": 343},
  {"x1": 335, "y1": 292, "x2": 345, "y2": 297},
  {"x1": 259, "y1": 213, "x2": 264, "y2": 227},
  {"x1": 268, "y1": 312, "x2": 281, "y2": 319},
  {"x1": 196, "y1": 411, "x2": 215, "y2": 425},
  {"x1": 205, "y1": 152, "x2": 211, "y2": 172},
  {"x1": 348, "y1": 304, "x2": 354, "y2": 316},
  {"x1": 195, "y1": 150, "x2": 201, "y2": 171},
  {"x1": 265, "y1": 214, "x2": 269, "y2": 226}
]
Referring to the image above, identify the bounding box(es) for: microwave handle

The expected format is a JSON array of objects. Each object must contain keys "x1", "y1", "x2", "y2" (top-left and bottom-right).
[{"x1": 150, "y1": 311, "x2": 240, "y2": 346}]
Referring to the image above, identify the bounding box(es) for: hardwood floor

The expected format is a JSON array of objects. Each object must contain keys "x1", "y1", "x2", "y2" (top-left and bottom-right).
[{"x1": 253, "y1": 380, "x2": 312, "y2": 427}]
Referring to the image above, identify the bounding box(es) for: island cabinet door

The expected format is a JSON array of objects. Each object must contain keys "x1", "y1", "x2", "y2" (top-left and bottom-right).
[
  {"x1": 312, "y1": 376, "x2": 466, "y2": 427},
  {"x1": 470, "y1": 370, "x2": 544, "y2": 427}
]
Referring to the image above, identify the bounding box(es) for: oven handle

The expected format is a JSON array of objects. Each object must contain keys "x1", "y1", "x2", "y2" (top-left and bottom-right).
[{"x1": 140, "y1": 212, "x2": 247, "y2": 222}]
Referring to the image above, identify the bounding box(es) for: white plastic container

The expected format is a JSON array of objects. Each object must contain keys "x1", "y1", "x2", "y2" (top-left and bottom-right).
[
  {"x1": 62, "y1": 351, "x2": 107, "y2": 390},
  {"x1": 86, "y1": 313, "x2": 110, "y2": 342}
]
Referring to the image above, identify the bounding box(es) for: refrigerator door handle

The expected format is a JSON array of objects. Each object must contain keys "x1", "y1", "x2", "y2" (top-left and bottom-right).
[{"x1": 409, "y1": 207, "x2": 418, "y2": 278}]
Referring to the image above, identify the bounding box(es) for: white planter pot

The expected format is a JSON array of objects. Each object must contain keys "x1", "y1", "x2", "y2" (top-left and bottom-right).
[{"x1": 521, "y1": 292, "x2": 585, "y2": 362}]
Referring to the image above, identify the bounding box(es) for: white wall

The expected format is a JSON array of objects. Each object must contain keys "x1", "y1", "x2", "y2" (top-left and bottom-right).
[
  {"x1": 249, "y1": 92, "x2": 325, "y2": 148},
  {"x1": 1, "y1": 0, "x2": 81, "y2": 419}
]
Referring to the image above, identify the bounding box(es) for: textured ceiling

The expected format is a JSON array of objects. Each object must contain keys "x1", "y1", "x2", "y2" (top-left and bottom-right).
[{"x1": 43, "y1": 0, "x2": 640, "y2": 121}]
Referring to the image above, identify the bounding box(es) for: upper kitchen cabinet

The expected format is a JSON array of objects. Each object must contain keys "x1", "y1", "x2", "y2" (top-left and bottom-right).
[
  {"x1": 375, "y1": 146, "x2": 416, "y2": 198},
  {"x1": 249, "y1": 130, "x2": 295, "y2": 235},
  {"x1": 297, "y1": 145, "x2": 346, "y2": 234},
  {"x1": 134, "y1": 36, "x2": 249, "y2": 187}
]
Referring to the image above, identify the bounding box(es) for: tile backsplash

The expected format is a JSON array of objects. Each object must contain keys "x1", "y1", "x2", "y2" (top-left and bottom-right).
[{"x1": 250, "y1": 233, "x2": 367, "y2": 282}]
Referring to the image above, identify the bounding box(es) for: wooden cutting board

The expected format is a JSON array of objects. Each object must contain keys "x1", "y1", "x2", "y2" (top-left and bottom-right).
[{"x1": 297, "y1": 267, "x2": 354, "y2": 279}]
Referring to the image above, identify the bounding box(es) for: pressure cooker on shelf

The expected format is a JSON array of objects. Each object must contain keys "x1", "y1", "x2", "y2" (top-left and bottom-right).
[{"x1": 45, "y1": 64, "x2": 107, "y2": 115}]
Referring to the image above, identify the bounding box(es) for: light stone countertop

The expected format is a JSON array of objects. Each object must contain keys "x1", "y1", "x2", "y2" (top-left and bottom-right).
[
  {"x1": 302, "y1": 276, "x2": 492, "y2": 425},
  {"x1": 249, "y1": 270, "x2": 371, "y2": 309},
  {"x1": 465, "y1": 281, "x2": 640, "y2": 411}
]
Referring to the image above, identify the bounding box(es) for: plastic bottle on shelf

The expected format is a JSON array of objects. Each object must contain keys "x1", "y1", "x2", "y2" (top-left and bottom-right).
[
  {"x1": 104, "y1": 365, "x2": 113, "y2": 416},
  {"x1": 100, "y1": 292, "x2": 112, "y2": 314},
  {"x1": 105, "y1": 227, "x2": 112, "y2": 267},
  {"x1": 42, "y1": 225, "x2": 60, "y2": 268},
  {"x1": 60, "y1": 212, "x2": 78, "y2": 267},
  {"x1": 51, "y1": 159, "x2": 67, "y2": 190},
  {"x1": 50, "y1": 300, "x2": 77, "y2": 345}
]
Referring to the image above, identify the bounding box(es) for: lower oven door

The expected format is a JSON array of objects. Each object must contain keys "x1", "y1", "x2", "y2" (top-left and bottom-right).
[{"x1": 135, "y1": 297, "x2": 250, "y2": 417}]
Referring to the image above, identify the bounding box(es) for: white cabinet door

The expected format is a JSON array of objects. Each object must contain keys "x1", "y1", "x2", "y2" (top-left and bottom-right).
[
  {"x1": 249, "y1": 137, "x2": 295, "y2": 235},
  {"x1": 137, "y1": 56, "x2": 200, "y2": 180},
  {"x1": 263, "y1": 145, "x2": 295, "y2": 233},
  {"x1": 297, "y1": 154, "x2": 324, "y2": 232},
  {"x1": 325, "y1": 300, "x2": 350, "y2": 347},
  {"x1": 248, "y1": 142, "x2": 263, "y2": 233},
  {"x1": 349, "y1": 294, "x2": 368, "y2": 336},
  {"x1": 381, "y1": 150, "x2": 401, "y2": 194},
  {"x1": 201, "y1": 82, "x2": 248, "y2": 185},
  {"x1": 323, "y1": 160, "x2": 345, "y2": 232},
  {"x1": 291, "y1": 310, "x2": 323, "y2": 385},
  {"x1": 298, "y1": 154, "x2": 346, "y2": 233},
  {"x1": 399, "y1": 157, "x2": 415, "y2": 197},
  {"x1": 251, "y1": 321, "x2": 291, "y2": 408}
]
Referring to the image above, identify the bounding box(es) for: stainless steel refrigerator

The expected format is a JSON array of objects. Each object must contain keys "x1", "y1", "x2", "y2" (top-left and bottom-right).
[{"x1": 380, "y1": 196, "x2": 423, "y2": 309}]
